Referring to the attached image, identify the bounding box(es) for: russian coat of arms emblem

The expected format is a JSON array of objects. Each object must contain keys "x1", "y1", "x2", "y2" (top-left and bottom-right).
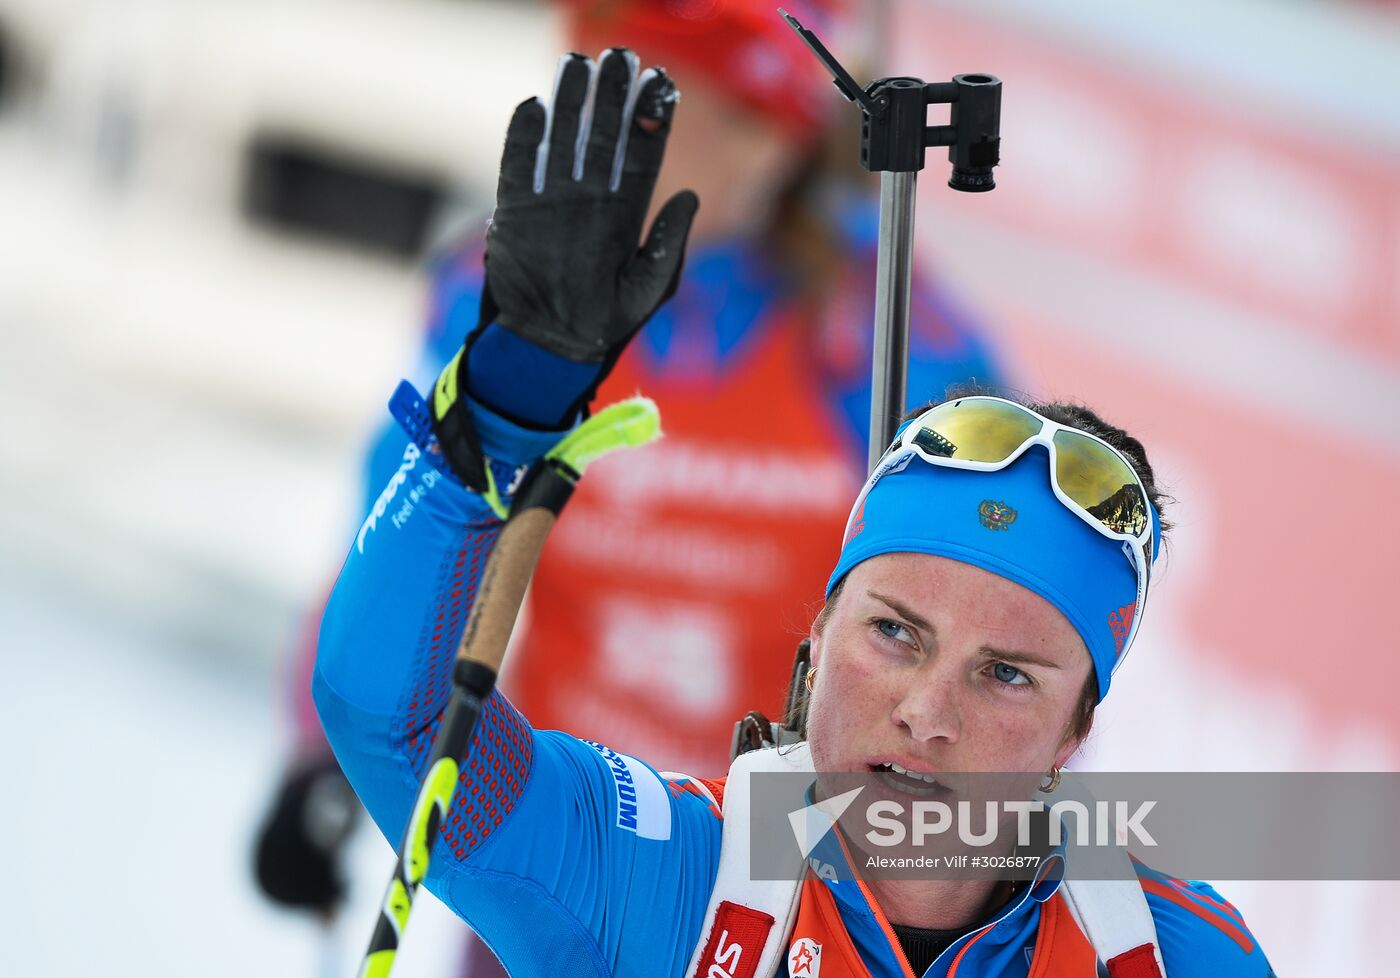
[{"x1": 978, "y1": 499, "x2": 1017, "y2": 530}]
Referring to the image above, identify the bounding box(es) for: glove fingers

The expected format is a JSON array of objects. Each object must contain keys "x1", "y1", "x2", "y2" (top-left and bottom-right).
[
  {"x1": 620, "y1": 189, "x2": 699, "y2": 325},
  {"x1": 582, "y1": 47, "x2": 638, "y2": 188},
  {"x1": 617, "y1": 69, "x2": 679, "y2": 194},
  {"x1": 543, "y1": 53, "x2": 595, "y2": 189},
  {"x1": 498, "y1": 96, "x2": 547, "y2": 198}
]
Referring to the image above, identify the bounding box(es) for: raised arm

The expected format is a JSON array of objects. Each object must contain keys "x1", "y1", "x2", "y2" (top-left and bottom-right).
[{"x1": 312, "y1": 48, "x2": 720, "y2": 978}]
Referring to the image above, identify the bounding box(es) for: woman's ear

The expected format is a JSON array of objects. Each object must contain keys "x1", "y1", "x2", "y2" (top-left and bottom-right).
[
  {"x1": 808, "y1": 597, "x2": 836, "y2": 666},
  {"x1": 1053, "y1": 713, "x2": 1093, "y2": 770},
  {"x1": 806, "y1": 621, "x2": 823, "y2": 667},
  {"x1": 808, "y1": 579, "x2": 844, "y2": 665}
]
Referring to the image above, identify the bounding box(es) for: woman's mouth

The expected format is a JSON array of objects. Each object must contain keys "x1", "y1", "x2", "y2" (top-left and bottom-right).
[{"x1": 869, "y1": 762, "x2": 955, "y2": 798}]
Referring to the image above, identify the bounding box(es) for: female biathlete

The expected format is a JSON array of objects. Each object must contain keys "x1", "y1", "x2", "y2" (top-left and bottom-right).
[
  {"x1": 314, "y1": 48, "x2": 1276, "y2": 978},
  {"x1": 256, "y1": 0, "x2": 1000, "y2": 937}
]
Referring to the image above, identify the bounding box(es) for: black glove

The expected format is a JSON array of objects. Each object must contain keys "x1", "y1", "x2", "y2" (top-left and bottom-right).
[
  {"x1": 482, "y1": 47, "x2": 698, "y2": 363},
  {"x1": 252, "y1": 754, "x2": 361, "y2": 916},
  {"x1": 431, "y1": 48, "x2": 698, "y2": 491}
]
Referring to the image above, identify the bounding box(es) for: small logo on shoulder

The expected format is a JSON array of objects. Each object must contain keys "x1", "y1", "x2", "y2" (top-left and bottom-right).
[
  {"x1": 789, "y1": 937, "x2": 822, "y2": 976},
  {"x1": 978, "y1": 499, "x2": 1017, "y2": 530},
  {"x1": 584, "y1": 741, "x2": 673, "y2": 841}
]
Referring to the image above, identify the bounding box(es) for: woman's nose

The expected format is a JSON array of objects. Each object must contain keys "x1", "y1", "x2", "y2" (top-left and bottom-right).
[{"x1": 890, "y1": 666, "x2": 963, "y2": 744}]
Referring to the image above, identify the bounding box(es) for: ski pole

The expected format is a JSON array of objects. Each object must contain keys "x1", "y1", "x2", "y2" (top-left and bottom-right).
[
  {"x1": 779, "y1": 9, "x2": 1002, "y2": 471},
  {"x1": 357, "y1": 398, "x2": 661, "y2": 978}
]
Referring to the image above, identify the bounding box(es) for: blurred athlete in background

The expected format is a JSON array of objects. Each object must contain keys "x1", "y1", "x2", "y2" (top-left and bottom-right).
[{"x1": 254, "y1": 0, "x2": 1000, "y2": 966}]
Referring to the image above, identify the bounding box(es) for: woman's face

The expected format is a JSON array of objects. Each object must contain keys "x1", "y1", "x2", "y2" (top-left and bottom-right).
[{"x1": 806, "y1": 553, "x2": 1092, "y2": 789}]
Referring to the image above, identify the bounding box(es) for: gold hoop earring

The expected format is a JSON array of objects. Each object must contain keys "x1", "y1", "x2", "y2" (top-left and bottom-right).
[
  {"x1": 1040, "y1": 767, "x2": 1061, "y2": 793},
  {"x1": 805, "y1": 667, "x2": 817, "y2": 693}
]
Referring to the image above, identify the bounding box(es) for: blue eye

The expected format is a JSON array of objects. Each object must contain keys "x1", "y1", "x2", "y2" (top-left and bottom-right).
[
  {"x1": 875, "y1": 619, "x2": 914, "y2": 645},
  {"x1": 992, "y1": 662, "x2": 1029, "y2": 686}
]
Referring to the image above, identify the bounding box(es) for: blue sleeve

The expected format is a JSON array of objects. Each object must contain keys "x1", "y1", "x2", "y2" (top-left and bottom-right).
[
  {"x1": 1136, "y1": 866, "x2": 1275, "y2": 977},
  {"x1": 314, "y1": 393, "x2": 722, "y2": 978}
]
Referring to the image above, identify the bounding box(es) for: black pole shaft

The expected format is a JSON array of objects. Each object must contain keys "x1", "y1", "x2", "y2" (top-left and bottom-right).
[{"x1": 869, "y1": 169, "x2": 917, "y2": 471}]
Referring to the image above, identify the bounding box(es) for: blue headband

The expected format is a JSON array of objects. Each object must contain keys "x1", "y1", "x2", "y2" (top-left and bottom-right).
[{"x1": 826, "y1": 442, "x2": 1159, "y2": 702}]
